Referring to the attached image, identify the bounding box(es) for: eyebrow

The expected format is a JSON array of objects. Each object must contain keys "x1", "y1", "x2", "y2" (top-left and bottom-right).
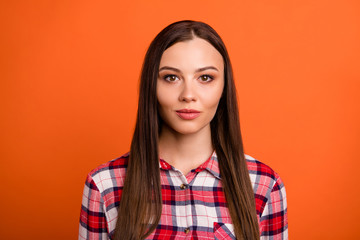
[{"x1": 158, "y1": 66, "x2": 219, "y2": 73}]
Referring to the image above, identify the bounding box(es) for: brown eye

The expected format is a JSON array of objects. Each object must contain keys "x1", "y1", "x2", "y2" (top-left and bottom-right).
[
  {"x1": 164, "y1": 75, "x2": 178, "y2": 82},
  {"x1": 199, "y1": 75, "x2": 213, "y2": 82}
]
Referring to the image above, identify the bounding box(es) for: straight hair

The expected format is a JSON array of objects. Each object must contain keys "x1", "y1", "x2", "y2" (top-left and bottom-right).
[{"x1": 113, "y1": 20, "x2": 259, "y2": 240}]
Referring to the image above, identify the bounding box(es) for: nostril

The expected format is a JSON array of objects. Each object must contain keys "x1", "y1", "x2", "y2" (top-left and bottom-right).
[{"x1": 179, "y1": 95, "x2": 196, "y2": 102}]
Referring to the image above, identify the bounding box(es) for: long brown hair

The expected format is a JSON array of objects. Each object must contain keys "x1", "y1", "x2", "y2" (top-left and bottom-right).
[{"x1": 113, "y1": 20, "x2": 259, "y2": 240}]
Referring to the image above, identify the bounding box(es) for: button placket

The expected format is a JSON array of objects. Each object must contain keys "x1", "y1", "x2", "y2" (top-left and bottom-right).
[{"x1": 176, "y1": 171, "x2": 192, "y2": 237}]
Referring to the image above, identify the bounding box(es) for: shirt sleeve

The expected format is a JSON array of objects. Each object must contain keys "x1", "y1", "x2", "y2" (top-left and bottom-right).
[
  {"x1": 79, "y1": 174, "x2": 110, "y2": 240},
  {"x1": 259, "y1": 174, "x2": 288, "y2": 239}
]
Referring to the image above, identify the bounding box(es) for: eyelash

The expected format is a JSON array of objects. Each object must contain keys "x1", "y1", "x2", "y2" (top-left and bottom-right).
[
  {"x1": 163, "y1": 74, "x2": 214, "y2": 83},
  {"x1": 199, "y1": 75, "x2": 214, "y2": 82},
  {"x1": 163, "y1": 74, "x2": 179, "y2": 82}
]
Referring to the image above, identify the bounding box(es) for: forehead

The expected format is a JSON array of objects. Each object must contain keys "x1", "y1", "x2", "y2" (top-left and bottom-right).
[{"x1": 159, "y1": 37, "x2": 224, "y2": 71}]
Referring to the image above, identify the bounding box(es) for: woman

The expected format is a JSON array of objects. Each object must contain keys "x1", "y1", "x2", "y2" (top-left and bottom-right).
[{"x1": 79, "y1": 20, "x2": 288, "y2": 240}]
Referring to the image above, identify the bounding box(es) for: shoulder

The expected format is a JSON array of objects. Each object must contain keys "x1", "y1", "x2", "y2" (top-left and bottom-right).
[
  {"x1": 245, "y1": 154, "x2": 287, "y2": 215},
  {"x1": 80, "y1": 153, "x2": 129, "y2": 237},
  {"x1": 245, "y1": 155, "x2": 288, "y2": 237},
  {"x1": 85, "y1": 152, "x2": 129, "y2": 194},
  {"x1": 245, "y1": 154, "x2": 285, "y2": 199},
  {"x1": 245, "y1": 154, "x2": 282, "y2": 183}
]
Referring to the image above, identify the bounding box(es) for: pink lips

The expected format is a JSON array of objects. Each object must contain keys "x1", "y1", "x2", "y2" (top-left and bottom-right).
[{"x1": 176, "y1": 109, "x2": 201, "y2": 120}]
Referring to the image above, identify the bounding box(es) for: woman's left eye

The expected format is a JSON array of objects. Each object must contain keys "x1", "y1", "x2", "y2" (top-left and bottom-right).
[{"x1": 199, "y1": 75, "x2": 213, "y2": 82}]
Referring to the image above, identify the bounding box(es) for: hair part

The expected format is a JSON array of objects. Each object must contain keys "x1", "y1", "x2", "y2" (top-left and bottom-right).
[{"x1": 114, "y1": 20, "x2": 259, "y2": 240}]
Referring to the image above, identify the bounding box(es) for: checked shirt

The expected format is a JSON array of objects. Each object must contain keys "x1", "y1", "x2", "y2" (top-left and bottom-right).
[{"x1": 79, "y1": 152, "x2": 288, "y2": 239}]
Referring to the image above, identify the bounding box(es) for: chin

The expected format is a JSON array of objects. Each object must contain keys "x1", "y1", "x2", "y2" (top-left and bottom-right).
[
  {"x1": 160, "y1": 117, "x2": 211, "y2": 136},
  {"x1": 176, "y1": 129, "x2": 201, "y2": 135},
  {"x1": 172, "y1": 124, "x2": 209, "y2": 136}
]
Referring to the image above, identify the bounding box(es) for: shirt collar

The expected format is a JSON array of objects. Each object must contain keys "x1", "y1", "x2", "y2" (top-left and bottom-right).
[{"x1": 159, "y1": 151, "x2": 221, "y2": 180}]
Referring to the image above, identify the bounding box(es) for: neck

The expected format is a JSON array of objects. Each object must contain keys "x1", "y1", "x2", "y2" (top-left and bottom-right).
[{"x1": 158, "y1": 124, "x2": 213, "y2": 175}]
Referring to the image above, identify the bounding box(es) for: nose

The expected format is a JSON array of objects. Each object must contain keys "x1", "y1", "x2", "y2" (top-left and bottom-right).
[{"x1": 178, "y1": 80, "x2": 196, "y2": 102}]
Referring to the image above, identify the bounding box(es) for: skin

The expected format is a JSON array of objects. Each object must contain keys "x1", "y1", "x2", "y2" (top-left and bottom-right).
[{"x1": 157, "y1": 37, "x2": 224, "y2": 175}]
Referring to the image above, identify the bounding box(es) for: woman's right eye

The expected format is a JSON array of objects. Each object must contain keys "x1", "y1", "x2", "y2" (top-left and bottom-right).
[{"x1": 164, "y1": 75, "x2": 179, "y2": 82}]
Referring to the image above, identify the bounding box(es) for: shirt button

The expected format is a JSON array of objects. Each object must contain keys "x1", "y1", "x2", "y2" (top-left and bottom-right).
[
  {"x1": 184, "y1": 227, "x2": 190, "y2": 234},
  {"x1": 180, "y1": 184, "x2": 187, "y2": 190}
]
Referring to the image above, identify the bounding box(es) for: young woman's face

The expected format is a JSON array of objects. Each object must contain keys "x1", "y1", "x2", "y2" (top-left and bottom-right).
[{"x1": 157, "y1": 37, "x2": 224, "y2": 135}]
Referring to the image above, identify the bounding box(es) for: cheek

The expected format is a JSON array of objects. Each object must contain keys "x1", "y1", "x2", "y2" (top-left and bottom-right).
[
  {"x1": 201, "y1": 85, "x2": 224, "y2": 109},
  {"x1": 157, "y1": 91, "x2": 171, "y2": 110},
  {"x1": 157, "y1": 84, "x2": 177, "y2": 113}
]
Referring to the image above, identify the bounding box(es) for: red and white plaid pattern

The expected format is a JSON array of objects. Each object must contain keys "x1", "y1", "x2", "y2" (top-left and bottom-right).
[{"x1": 79, "y1": 152, "x2": 288, "y2": 239}]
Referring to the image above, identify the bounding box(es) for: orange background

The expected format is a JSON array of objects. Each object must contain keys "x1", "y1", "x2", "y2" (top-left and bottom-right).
[{"x1": 1, "y1": 0, "x2": 359, "y2": 239}]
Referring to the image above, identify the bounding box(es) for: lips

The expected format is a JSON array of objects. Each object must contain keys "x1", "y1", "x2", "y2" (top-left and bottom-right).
[{"x1": 175, "y1": 109, "x2": 201, "y2": 120}]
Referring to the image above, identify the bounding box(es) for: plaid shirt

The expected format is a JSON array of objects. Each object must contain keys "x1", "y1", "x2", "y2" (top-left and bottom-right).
[{"x1": 79, "y1": 152, "x2": 288, "y2": 239}]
